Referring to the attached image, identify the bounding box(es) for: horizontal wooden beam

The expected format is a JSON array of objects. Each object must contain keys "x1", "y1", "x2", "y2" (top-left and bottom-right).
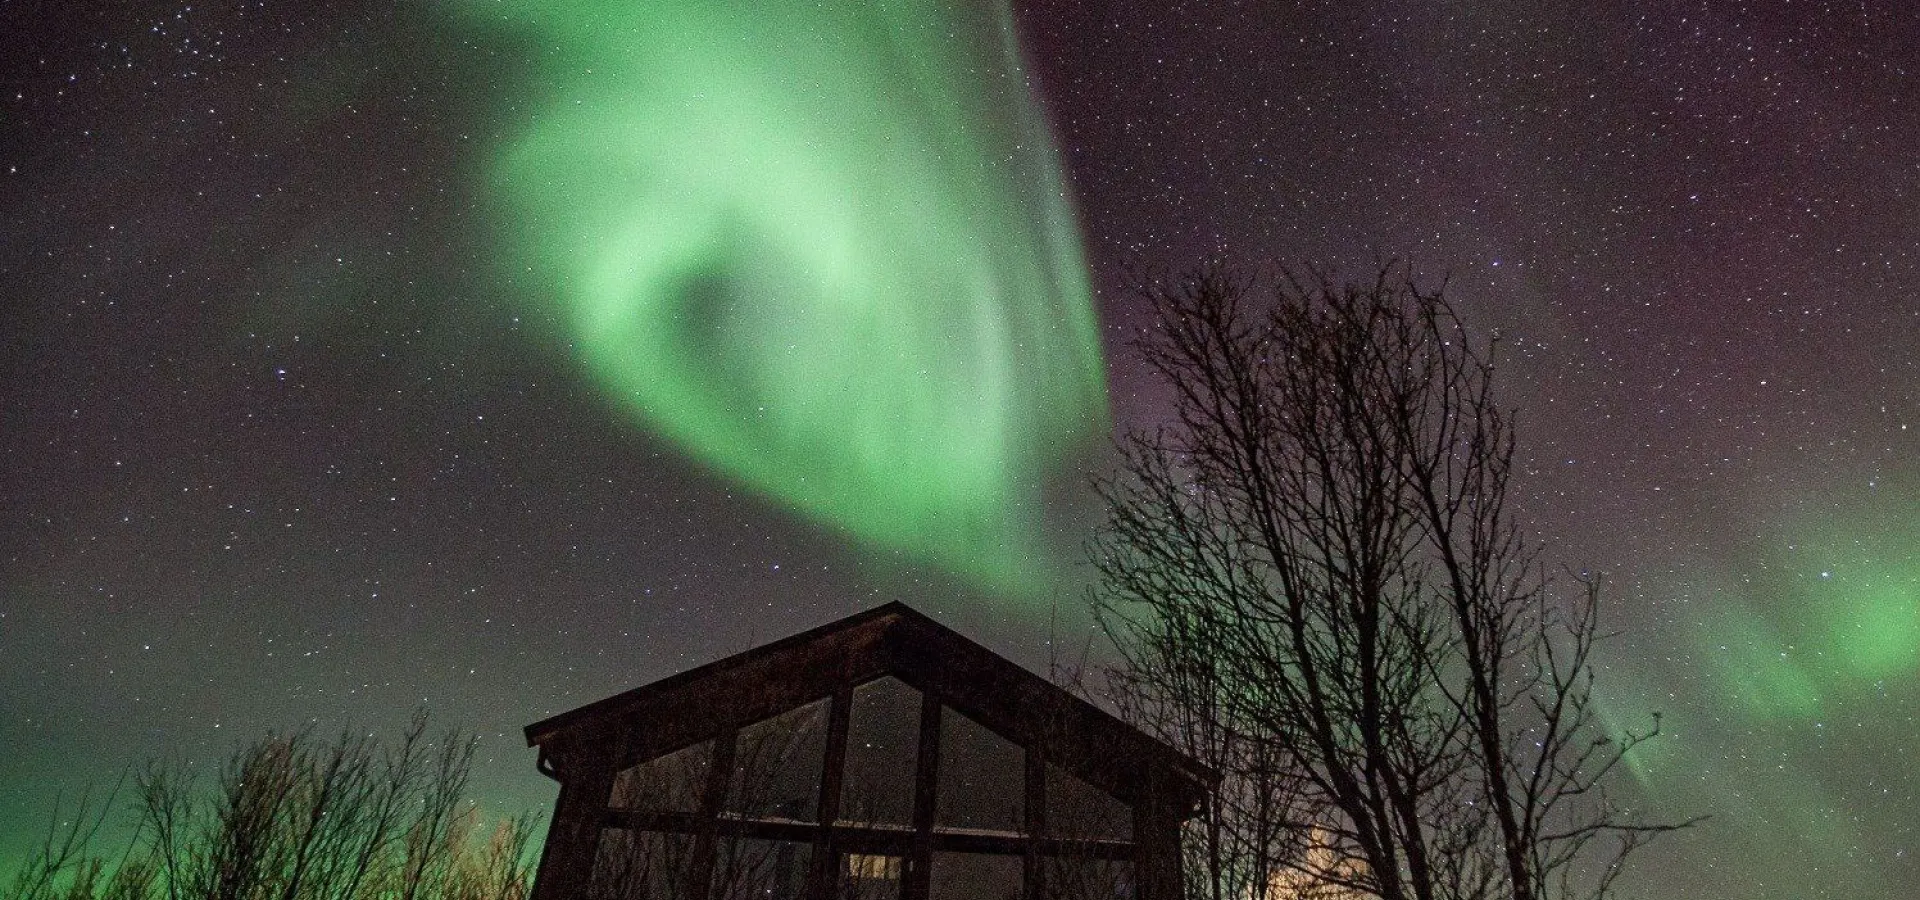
[{"x1": 601, "y1": 809, "x2": 1137, "y2": 861}]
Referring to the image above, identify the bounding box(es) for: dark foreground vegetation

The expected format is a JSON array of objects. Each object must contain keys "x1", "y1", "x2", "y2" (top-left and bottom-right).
[{"x1": 7, "y1": 715, "x2": 539, "y2": 900}]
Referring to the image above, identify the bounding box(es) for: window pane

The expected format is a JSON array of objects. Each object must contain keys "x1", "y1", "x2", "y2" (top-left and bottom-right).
[
  {"x1": 840, "y1": 677, "x2": 920, "y2": 826},
  {"x1": 1042, "y1": 858, "x2": 1134, "y2": 900},
  {"x1": 936, "y1": 707, "x2": 1024, "y2": 833},
  {"x1": 931, "y1": 852, "x2": 1022, "y2": 900},
  {"x1": 589, "y1": 829, "x2": 699, "y2": 900},
  {"x1": 728, "y1": 698, "x2": 829, "y2": 822},
  {"x1": 840, "y1": 853, "x2": 903, "y2": 900},
  {"x1": 609, "y1": 741, "x2": 712, "y2": 812},
  {"x1": 712, "y1": 838, "x2": 812, "y2": 900},
  {"x1": 1045, "y1": 763, "x2": 1131, "y2": 841}
]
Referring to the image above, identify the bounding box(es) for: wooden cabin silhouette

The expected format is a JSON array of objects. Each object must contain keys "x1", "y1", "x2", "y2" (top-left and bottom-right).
[{"x1": 524, "y1": 602, "x2": 1213, "y2": 900}]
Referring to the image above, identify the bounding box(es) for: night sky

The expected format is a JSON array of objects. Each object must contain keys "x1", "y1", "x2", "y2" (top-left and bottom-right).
[{"x1": 4, "y1": 2, "x2": 1918, "y2": 898}]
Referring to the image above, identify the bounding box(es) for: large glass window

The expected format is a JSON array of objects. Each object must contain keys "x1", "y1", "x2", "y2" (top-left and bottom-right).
[
  {"x1": 589, "y1": 828, "x2": 699, "y2": 900},
  {"x1": 609, "y1": 740, "x2": 711, "y2": 812},
  {"x1": 930, "y1": 852, "x2": 1022, "y2": 900},
  {"x1": 711, "y1": 838, "x2": 812, "y2": 900},
  {"x1": 935, "y1": 708, "x2": 1024, "y2": 834},
  {"x1": 1045, "y1": 763, "x2": 1132, "y2": 841},
  {"x1": 728, "y1": 698, "x2": 829, "y2": 822},
  {"x1": 589, "y1": 687, "x2": 1150, "y2": 900},
  {"x1": 840, "y1": 677, "x2": 921, "y2": 826},
  {"x1": 1042, "y1": 858, "x2": 1134, "y2": 900}
]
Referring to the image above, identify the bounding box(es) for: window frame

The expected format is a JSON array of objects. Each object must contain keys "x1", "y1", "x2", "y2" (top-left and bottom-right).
[{"x1": 590, "y1": 677, "x2": 1140, "y2": 900}]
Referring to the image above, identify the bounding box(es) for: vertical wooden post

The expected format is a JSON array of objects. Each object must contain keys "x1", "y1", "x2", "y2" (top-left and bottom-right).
[
  {"x1": 530, "y1": 750, "x2": 614, "y2": 900},
  {"x1": 1022, "y1": 747, "x2": 1047, "y2": 900},
  {"x1": 905, "y1": 693, "x2": 942, "y2": 900},
  {"x1": 692, "y1": 728, "x2": 738, "y2": 900},
  {"x1": 1132, "y1": 774, "x2": 1186, "y2": 900},
  {"x1": 804, "y1": 685, "x2": 854, "y2": 900}
]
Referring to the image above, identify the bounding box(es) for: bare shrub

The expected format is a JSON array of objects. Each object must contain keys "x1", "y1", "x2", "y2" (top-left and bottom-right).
[{"x1": 5, "y1": 714, "x2": 537, "y2": 900}]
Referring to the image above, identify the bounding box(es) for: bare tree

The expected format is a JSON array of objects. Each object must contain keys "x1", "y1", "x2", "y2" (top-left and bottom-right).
[
  {"x1": 1090, "y1": 266, "x2": 1692, "y2": 900},
  {"x1": 1081, "y1": 609, "x2": 1308, "y2": 900},
  {"x1": 6, "y1": 715, "x2": 538, "y2": 900},
  {"x1": 4, "y1": 780, "x2": 154, "y2": 900}
]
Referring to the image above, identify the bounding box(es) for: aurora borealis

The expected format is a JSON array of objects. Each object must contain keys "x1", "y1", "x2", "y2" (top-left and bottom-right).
[
  {"x1": 3, "y1": 2, "x2": 1917, "y2": 898},
  {"x1": 456, "y1": 0, "x2": 1103, "y2": 590}
]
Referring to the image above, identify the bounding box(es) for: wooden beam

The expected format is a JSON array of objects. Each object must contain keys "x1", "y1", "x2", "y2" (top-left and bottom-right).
[
  {"x1": 690, "y1": 727, "x2": 737, "y2": 900},
  {"x1": 906, "y1": 693, "x2": 942, "y2": 900},
  {"x1": 530, "y1": 765, "x2": 614, "y2": 900},
  {"x1": 804, "y1": 684, "x2": 853, "y2": 900},
  {"x1": 599, "y1": 810, "x2": 1136, "y2": 860},
  {"x1": 1132, "y1": 773, "x2": 1186, "y2": 900},
  {"x1": 1023, "y1": 747, "x2": 1046, "y2": 900}
]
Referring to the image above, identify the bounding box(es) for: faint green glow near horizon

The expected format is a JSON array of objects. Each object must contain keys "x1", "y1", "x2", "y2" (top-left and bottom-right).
[{"x1": 452, "y1": 1, "x2": 1106, "y2": 594}]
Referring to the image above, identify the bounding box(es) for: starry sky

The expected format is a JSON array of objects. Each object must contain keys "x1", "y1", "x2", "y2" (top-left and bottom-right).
[{"x1": 4, "y1": 2, "x2": 1917, "y2": 898}]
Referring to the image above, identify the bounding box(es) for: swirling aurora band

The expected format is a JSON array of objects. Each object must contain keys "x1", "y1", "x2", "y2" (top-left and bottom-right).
[{"x1": 451, "y1": 0, "x2": 1107, "y2": 593}]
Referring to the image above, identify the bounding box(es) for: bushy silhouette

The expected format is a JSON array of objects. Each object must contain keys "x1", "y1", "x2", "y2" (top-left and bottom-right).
[{"x1": 7, "y1": 715, "x2": 538, "y2": 900}]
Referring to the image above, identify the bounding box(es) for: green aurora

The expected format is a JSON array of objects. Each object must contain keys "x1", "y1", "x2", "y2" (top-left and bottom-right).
[{"x1": 450, "y1": 0, "x2": 1106, "y2": 594}]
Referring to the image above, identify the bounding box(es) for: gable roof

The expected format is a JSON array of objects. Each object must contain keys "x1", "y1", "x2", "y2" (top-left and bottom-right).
[{"x1": 526, "y1": 601, "x2": 1215, "y2": 811}]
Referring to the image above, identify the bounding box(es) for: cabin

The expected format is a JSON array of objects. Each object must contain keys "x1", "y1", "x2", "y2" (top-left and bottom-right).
[{"x1": 523, "y1": 602, "x2": 1214, "y2": 900}]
